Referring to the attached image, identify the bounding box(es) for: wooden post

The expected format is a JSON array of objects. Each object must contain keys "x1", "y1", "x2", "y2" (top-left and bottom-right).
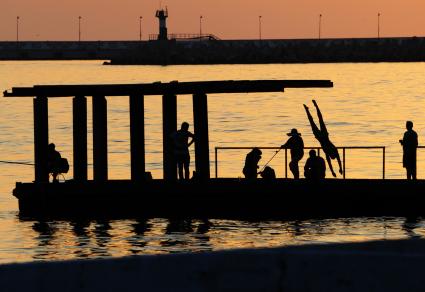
[
  {"x1": 162, "y1": 94, "x2": 177, "y2": 181},
  {"x1": 130, "y1": 94, "x2": 145, "y2": 181},
  {"x1": 73, "y1": 96, "x2": 87, "y2": 181},
  {"x1": 92, "y1": 95, "x2": 108, "y2": 181},
  {"x1": 33, "y1": 96, "x2": 49, "y2": 182},
  {"x1": 193, "y1": 93, "x2": 210, "y2": 180}
]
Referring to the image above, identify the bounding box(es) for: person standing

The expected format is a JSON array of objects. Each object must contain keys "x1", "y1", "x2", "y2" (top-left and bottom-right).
[
  {"x1": 172, "y1": 122, "x2": 195, "y2": 180},
  {"x1": 400, "y1": 121, "x2": 418, "y2": 180},
  {"x1": 281, "y1": 128, "x2": 304, "y2": 179}
]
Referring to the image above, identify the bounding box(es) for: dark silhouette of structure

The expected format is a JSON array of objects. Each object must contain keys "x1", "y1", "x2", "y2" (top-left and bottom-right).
[
  {"x1": 281, "y1": 128, "x2": 304, "y2": 179},
  {"x1": 304, "y1": 150, "x2": 326, "y2": 179},
  {"x1": 155, "y1": 8, "x2": 168, "y2": 40},
  {"x1": 304, "y1": 100, "x2": 342, "y2": 177},
  {"x1": 243, "y1": 148, "x2": 262, "y2": 179},
  {"x1": 172, "y1": 122, "x2": 195, "y2": 180},
  {"x1": 400, "y1": 121, "x2": 418, "y2": 180}
]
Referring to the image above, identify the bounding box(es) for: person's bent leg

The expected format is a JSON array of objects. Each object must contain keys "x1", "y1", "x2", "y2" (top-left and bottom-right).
[
  {"x1": 335, "y1": 151, "x2": 343, "y2": 175},
  {"x1": 289, "y1": 161, "x2": 299, "y2": 179}
]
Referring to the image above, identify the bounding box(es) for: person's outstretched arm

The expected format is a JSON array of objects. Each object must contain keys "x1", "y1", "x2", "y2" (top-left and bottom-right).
[
  {"x1": 325, "y1": 154, "x2": 336, "y2": 177},
  {"x1": 304, "y1": 104, "x2": 321, "y2": 137},
  {"x1": 312, "y1": 100, "x2": 329, "y2": 136}
]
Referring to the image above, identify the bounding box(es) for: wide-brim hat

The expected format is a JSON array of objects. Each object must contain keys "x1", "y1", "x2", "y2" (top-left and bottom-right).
[{"x1": 287, "y1": 128, "x2": 301, "y2": 136}]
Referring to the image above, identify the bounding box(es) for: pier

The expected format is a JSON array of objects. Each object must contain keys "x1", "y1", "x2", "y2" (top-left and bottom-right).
[{"x1": 5, "y1": 79, "x2": 425, "y2": 219}]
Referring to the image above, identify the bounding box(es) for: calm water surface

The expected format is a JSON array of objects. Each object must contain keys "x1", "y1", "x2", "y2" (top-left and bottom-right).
[{"x1": 0, "y1": 61, "x2": 425, "y2": 263}]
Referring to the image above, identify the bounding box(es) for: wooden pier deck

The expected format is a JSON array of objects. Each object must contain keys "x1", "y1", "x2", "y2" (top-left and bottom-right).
[{"x1": 13, "y1": 179, "x2": 425, "y2": 219}]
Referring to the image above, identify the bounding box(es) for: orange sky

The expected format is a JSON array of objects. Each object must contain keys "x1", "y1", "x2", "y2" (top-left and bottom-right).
[{"x1": 1, "y1": 0, "x2": 424, "y2": 41}]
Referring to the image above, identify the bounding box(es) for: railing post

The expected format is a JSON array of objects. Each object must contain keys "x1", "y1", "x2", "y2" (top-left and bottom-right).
[
  {"x1": 341, "y1": 147, "x2": 344, "y2": 178},
  {"x1": 33, "y1": 96, "x2": 49, "y2": 183},
  {"x1": 215, "y1": 147, "x2": 218, "y2": 178},
  {"x1": 162, "y1": 94, "x2": 177, "y2": 181},
  {"x1": 92, "y1": 95, "x2": 108, "y2": 181},
  {"x1": 130, "y1": 94, "x2": 145, "y2": 181},
  {"x1": 383, "y1": 147, "x2": 386, "y2": 179},
  {"x1": 284, "y1": 148, "x2": 288, "y2": 179},
  {"x1": 73, "y1": 95, "x2": 87, "y2": 181},
  {"x1": 193, "y1": 93, "x2": 210, "y2": 180}
]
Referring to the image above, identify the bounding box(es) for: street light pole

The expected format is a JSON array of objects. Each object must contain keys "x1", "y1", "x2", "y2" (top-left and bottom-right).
[
  {"x1": 16, "y1": 16, "x2": 20, "y2": 42},
  {"x1": 199, "y1": 15, "x2": 203, "y2": 40},
  {"x1": 78, "y1": 16, "x2": 82, "y2": 42},
  {"x1": 259, "y1": 15, "x2": 262, "y2": 40},
  {"x1": 378, "y1": 13, "x2": 380, "y2": 38},
  {"x1": 139, "y1": 16, "x2": 143, "y2": 41},
  {"x1": 319, "y1": 14, "x2": 322, "y2": 39}
]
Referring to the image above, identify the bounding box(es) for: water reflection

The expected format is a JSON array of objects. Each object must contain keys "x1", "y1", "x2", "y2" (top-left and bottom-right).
[{"x1": 18, "y1": 217, "x2": 424, "y2": 263}]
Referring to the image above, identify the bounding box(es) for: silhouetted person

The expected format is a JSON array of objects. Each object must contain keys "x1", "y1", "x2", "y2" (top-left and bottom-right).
[
  {"x1": 260, "y1": 166, "x2": 276, "y2": 180},
  {"x1": 47, "y1": 143, "x2": 62, "y2": 183},
  {"x1": 304, "y1": 100, "x2": 342, "y2": 177},
  {"x1": 243, "y1": 148, "x2": 262, "y2": 179},
  {"x1": 281, "y1": 128, "x2": 304, "y2": 179},
  {"x1": 400, "y1": 121, "x2": 418, "y2": 180},
  {"x1": 172, "y1": 122, "x2": 195, "y2": 180},
  {"x1": 304, "y1": 150, "x2": 326, "y2": 179}
]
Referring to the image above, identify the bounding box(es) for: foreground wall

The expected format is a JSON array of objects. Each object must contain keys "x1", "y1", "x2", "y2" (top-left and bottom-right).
[
  {"x1": 1, "y1": 239, "x2": 425, "y2": 292},
  {"x1": 1, "y1": 37, "x2": 425, "y2": 64}
]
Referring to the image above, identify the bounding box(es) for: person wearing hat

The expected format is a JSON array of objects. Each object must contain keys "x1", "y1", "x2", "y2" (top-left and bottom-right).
[{"x1": 281, "y1": 128, "x2": 304, "y2": 179}]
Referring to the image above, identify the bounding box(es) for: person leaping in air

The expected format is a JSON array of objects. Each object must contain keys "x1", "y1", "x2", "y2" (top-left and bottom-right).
[{"x1": 303, "y1": 100, "x2": 343, "y2": 177}]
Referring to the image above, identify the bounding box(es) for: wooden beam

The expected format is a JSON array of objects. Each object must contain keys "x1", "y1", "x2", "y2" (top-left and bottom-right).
[
  {"x1": 92, "y1": 95, "x2": 108, "y2": 181},
  {"x1": 193, "y1": 93, "x2": 210, "y2": 180},
  {"x1": 73, "y1": 96, "x2": 88, "y2": 181},
  {"x1": 3, "y1": 80, "x2": 333, "y2": 97},
  {"x1": 130, "y1": 94, "x2": 145, "y2": 181},
  {"x1": 33, "y1": 96, "x2": 49, "y2": 182},
  {"x1": 162, "y1": 94, "x2": 177, "y2": 181}
]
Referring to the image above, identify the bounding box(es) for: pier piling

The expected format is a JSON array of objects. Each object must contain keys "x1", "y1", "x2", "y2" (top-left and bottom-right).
[
  {"x1": 73, "y1": 96, "x2": 88, "y2": 181},
  {"x1": 92, "y1": 96, "x2": 108, "y2": 181},
  {"x1": 33, "y1": 96, "x2": 49, "y2": 182},
  {"x1": 162, "y1": 94, "x2": 177, "y2": 181},
  {"x1": 130, "y1": 95, "x2": 145, "y2": 181},
  {"x1": 193, "y1": 93, "x2": 210, "y2": 180}
]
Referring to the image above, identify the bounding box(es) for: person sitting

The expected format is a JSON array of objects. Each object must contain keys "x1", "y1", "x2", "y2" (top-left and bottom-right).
[
  {"x1": 260, "y1": 166, "x2": 276, "y2": 181},
  {"x1": 243, "y1": 148, "x2": 262, "y2": 180},
  {"x1": 47, "y1": 143, "x2": 69, "y2": 182},
  {"x1": 304, "y1": 150, "x2": 326, "y2": 180}
]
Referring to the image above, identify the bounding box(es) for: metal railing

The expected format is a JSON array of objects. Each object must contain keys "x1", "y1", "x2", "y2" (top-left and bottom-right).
[
  {"x1": 149, "y1": 33, "x2": 221, "y2": 41},
  {"x1": 214, "y1": 146, "x2": 386, "y2": 179}
]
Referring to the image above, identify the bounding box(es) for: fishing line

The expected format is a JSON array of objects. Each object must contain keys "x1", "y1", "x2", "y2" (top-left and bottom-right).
[
  {"x1": 0, "y1": 160, "x2": 34, "y2": 166},
  {"x1": 258, "y1": 148, "x2": 282, "y2": 173}
]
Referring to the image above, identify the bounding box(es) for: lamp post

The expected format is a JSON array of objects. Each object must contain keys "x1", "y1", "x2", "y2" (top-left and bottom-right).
[
  {"x1": 259, "y1": 15, "x2": 262, "y2": 40},
  {"x1": 78, "y1": 16, "x2": 82, "y2": 42},
  {"x1": 318, "y1": 14, "x2": 322, "y2": 39},
  {"x1": 199, "y1": 15, "x2": 203, "y2": 39},
  {"x1": 139, "y1": 16, "x2": 143, "y2": 41},
  {"x1": 16, "y1": 16, "x2": 20, "y2": 42},
  {"x1": 377, "y1": 13, "x2": 381, "y2": 38}
]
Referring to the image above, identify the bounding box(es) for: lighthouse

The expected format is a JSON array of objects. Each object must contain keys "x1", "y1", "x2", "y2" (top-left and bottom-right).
[{"x1": 155, "y1": 8, "x2": 168, "y2": 40}]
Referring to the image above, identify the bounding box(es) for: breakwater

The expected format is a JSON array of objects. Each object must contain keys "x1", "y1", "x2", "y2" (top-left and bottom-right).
[
  {"x1": 1, "y1": 239, "x2": 425, "y2": 291},
  {"x1": 1, "y1": 37, "x2": 425, "y2": 65}
]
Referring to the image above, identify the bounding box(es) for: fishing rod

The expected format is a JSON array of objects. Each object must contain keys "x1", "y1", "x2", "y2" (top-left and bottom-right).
[
  {"x1": 258, "y1": 148, "x2": 282, "y2": 173},
  {"x1": 0, "y1": 160, "x2": 34, "y2": 166}
]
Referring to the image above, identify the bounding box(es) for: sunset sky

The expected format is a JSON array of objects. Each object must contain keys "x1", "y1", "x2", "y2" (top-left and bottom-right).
[{"x1": 1, "y1": 0, "x2": 424, "y2": 41}]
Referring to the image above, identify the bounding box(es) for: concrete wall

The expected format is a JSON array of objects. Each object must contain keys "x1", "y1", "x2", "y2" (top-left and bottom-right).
[
  {"x1": 1, "y1": 37, "x2": 425, "y2": 64},
  {"x1": 1, "y1": 239, "x2": 425, "y2": 291}
]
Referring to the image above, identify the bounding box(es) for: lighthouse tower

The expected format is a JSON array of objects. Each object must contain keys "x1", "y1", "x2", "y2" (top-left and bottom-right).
[{"x1": 155, "y1": 8, "x2": 168, "y2": 40}]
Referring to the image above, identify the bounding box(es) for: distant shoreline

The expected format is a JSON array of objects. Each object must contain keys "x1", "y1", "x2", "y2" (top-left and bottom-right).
[{"x1": 1, "y1": 37, "x2": 425, "y2": 65}]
